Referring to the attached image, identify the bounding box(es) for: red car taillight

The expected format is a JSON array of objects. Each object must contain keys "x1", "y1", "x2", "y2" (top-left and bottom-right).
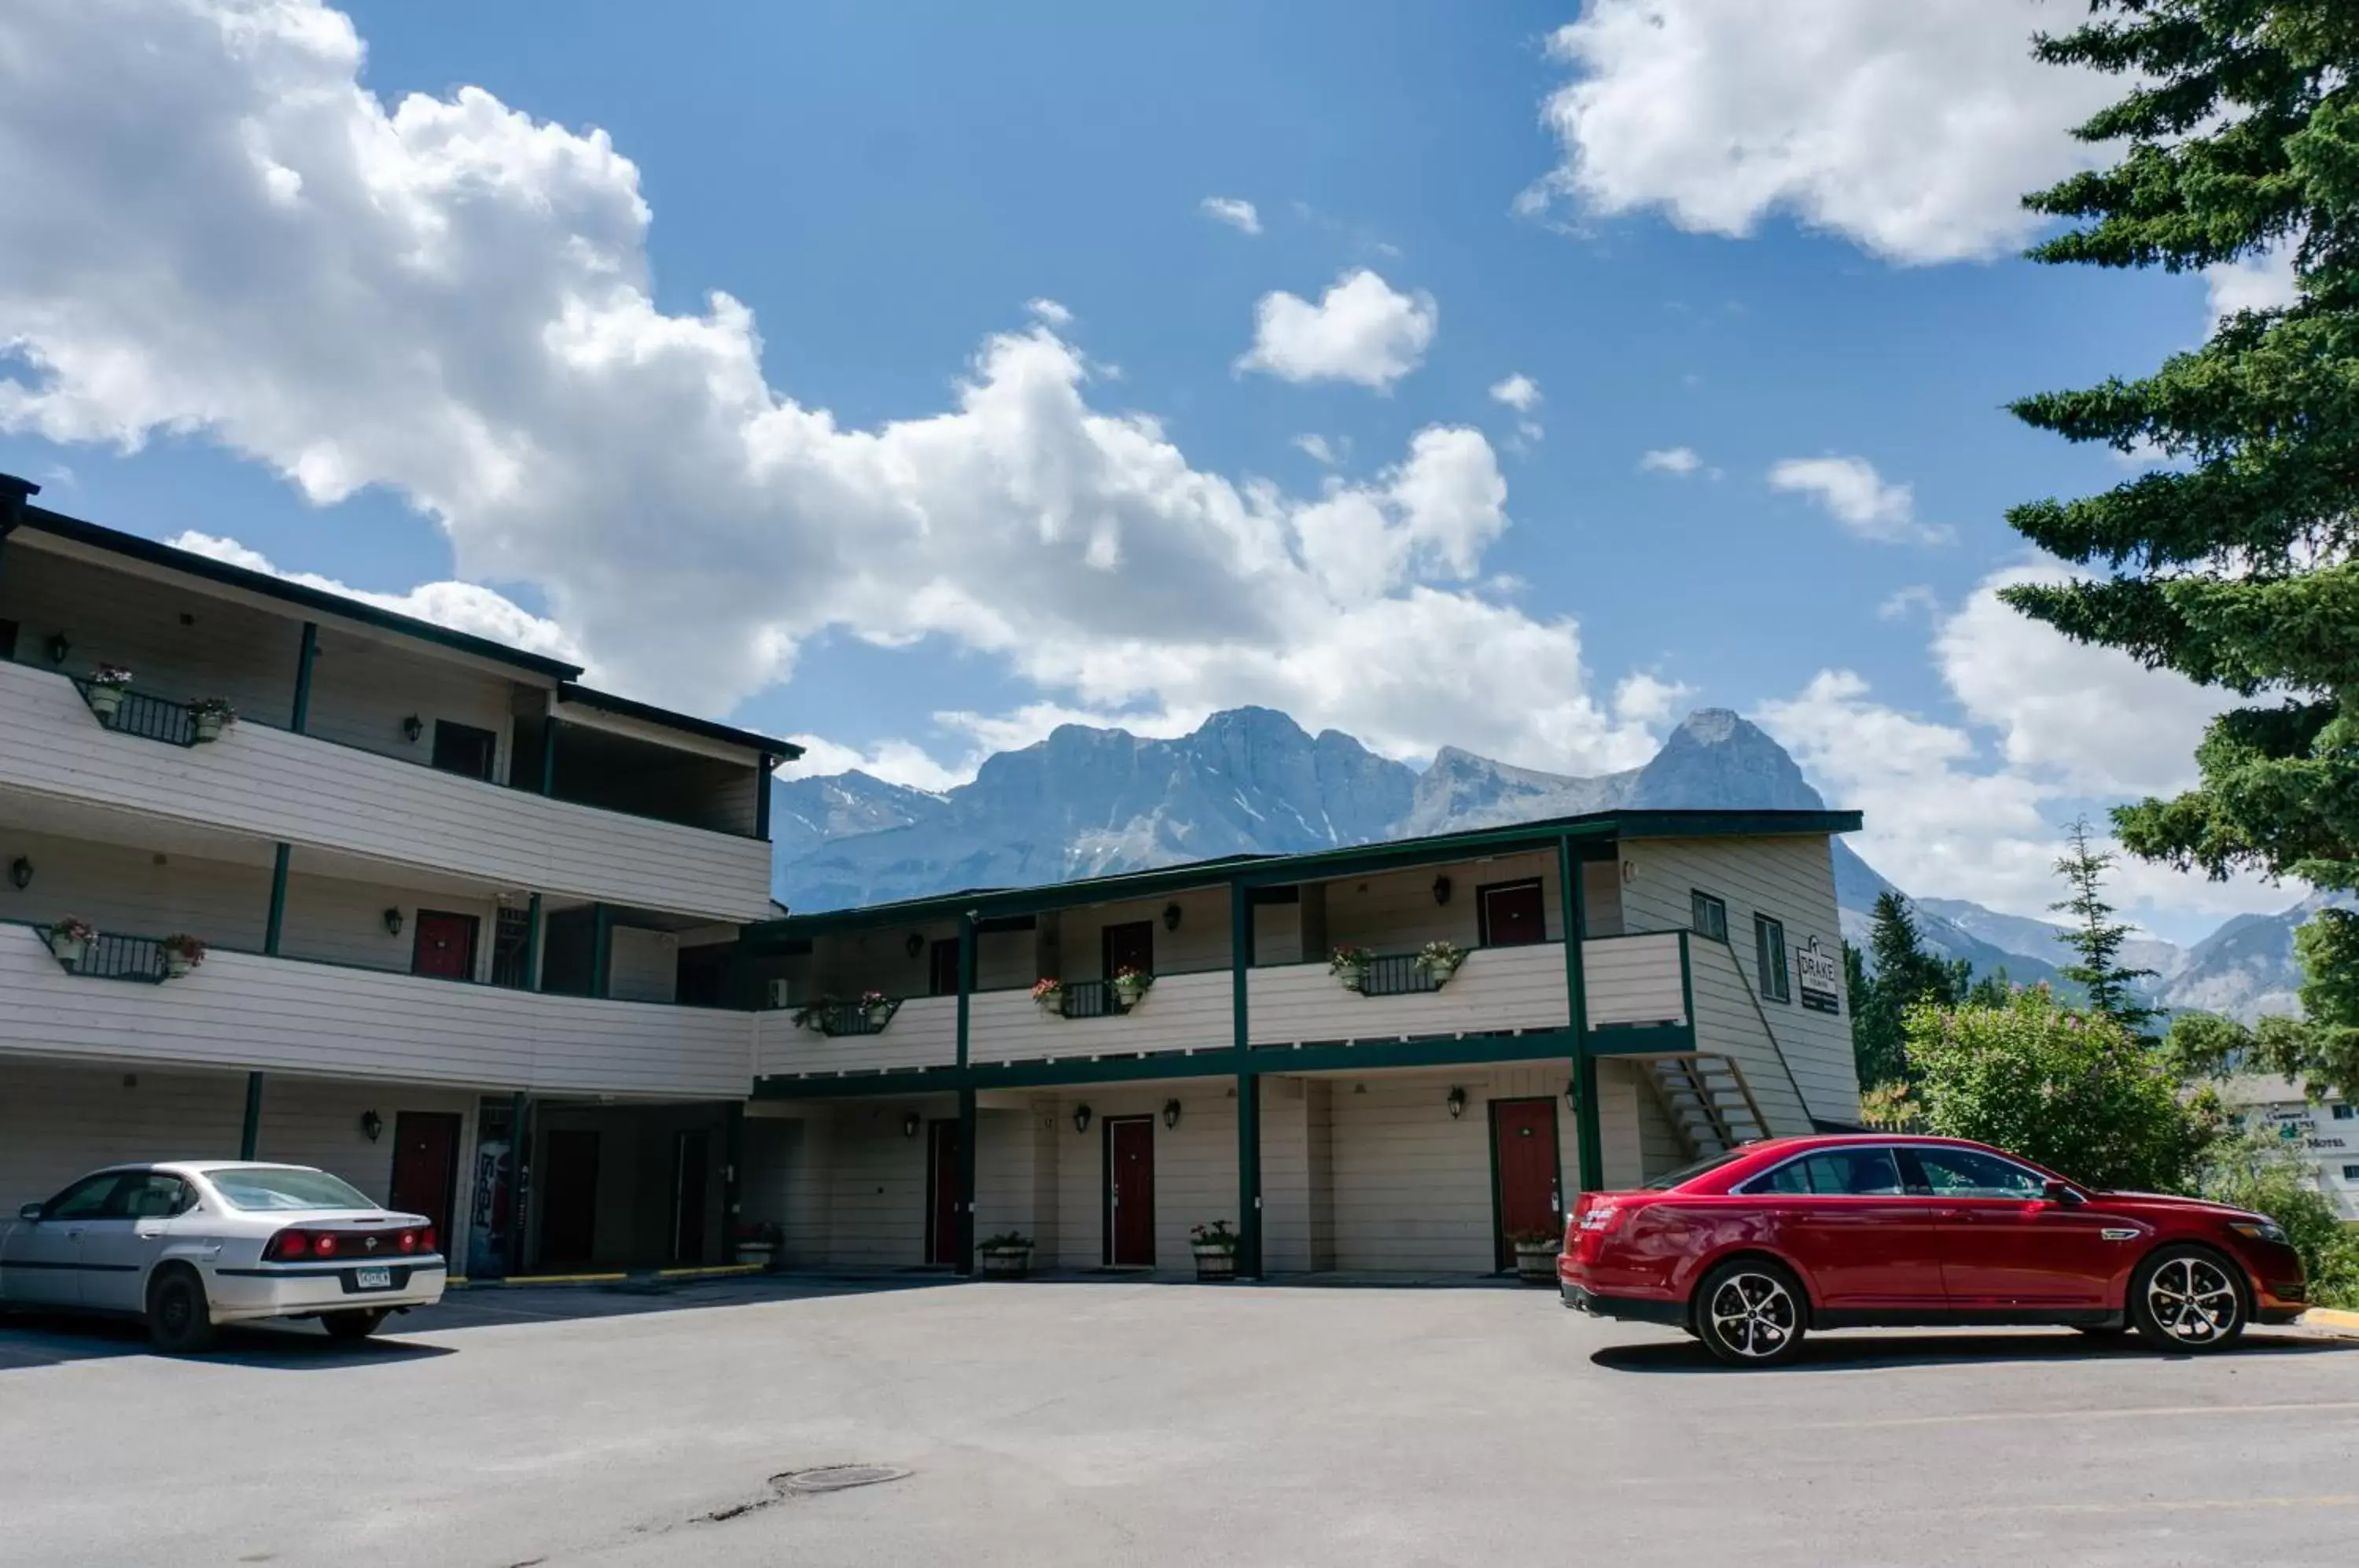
[
  {"x1": 314, "y1": 1232, "x2": 340, "y2": 1257},
  {"x1": 419, "y1": 1224, "x2": 436, "y2": 1255},
  {"x1": 397, "y1": 1228, "x2": 418, "y2": 1253},
  {"x1": 264, "y1": 1228, "x2": 312, "y2": 1261}
]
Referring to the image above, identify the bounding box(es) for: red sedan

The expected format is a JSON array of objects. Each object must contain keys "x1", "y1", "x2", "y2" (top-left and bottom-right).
[{"x1": 1559, "y1": 1134, "x2": 2307, "y2": 1366}]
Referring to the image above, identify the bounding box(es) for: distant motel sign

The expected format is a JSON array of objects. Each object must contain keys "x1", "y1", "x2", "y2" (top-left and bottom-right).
[{"x1": 1796, "y1": 937, "x2": 1842, "y2": 1014}]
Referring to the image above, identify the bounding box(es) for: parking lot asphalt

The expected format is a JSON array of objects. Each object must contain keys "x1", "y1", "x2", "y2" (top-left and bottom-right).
[{"x1": 6, "y1": 1275, "x2": 2359, "y2": 1568}]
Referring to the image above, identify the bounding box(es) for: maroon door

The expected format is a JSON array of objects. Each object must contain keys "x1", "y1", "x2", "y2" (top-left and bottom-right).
[
  {"x1": 929, "y1": 1120, "x2": 961, "y2": 1266},
  {"x1": 1102, "y1": 921, "x2": 1154, "y2": 984},
  {"x1": 1479, "y1": 881, "x2": 1548, "y2": 947},
  {"x1": 411, "y1": 911, "x2": 479, "y2": 981},
  {"x1": 386, "y1": 1111, "x2": 461, "y2": 1244},
  {"x1": 539, "y1": 1129, "x2": 601, "y2": 1268},
  {"x1": 1491, "y1": 1099, "x2": 1563, "y2": 1269},
  {"x1": 1107, "y1": 1117, "x2": 1156, "y2": 1266}
]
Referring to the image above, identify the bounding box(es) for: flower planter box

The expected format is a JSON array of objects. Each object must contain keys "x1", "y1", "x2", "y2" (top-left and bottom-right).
[
  {"x1": 86, "y1": 686, "x2": 127, "y2": 721},
  {"x1": 1513, "y1": 1242, "x2": 1560, "y2": 1286},
  {"x1": 1334, "y1": 966, "x2": 1367, "y2": 993},
  {"x1": 191, "y1": 712, "x2": 227, "y2": 743},
  {"x1": 1192, "y1": 1246, "x2": 1237, "y2": 1282},
  {"x1": 164, "y1": 955, "x2": 195, "y2": 979},
  {"x1": 47, "y1": 933, "x2": 90, "y2": 966},
  {"x1": 979, "y1": 1248, "x2": 1033, "y2": 1279}
]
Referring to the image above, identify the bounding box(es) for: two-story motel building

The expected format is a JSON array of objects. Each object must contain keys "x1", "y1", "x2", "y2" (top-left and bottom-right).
[
  {"x1": 2, "y1": 472, "x2": 1865, "y2": 1282},
  {"x1": 0, "y1": 473, "x2": 795, "y2": 1278}
]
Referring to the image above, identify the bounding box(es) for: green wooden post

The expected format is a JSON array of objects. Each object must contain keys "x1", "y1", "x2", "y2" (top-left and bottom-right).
[
  {"x1": 539, "y1": 716, "x2": 559, "y2": 795},
  {"x1": 263, "y1": 842, "x2": 291, "y2": 956},
  {"x1": 239, "y1": 1071, "x2": 264, "y2": 1161},
  {"x1": 522, "y1": 893, "x2": 543, "y2": 992},
  {"x1": 1231, "y1": 883, "x2": 1260, "y2": 1279},
  {"x1": 1559, "y1": 836, "x2": 1602, "y2": 1194},
  {"x1": 289, "y1": 621, "x2": 318, "y2": 733},
  {"x1": 754, "y1": 753, "x2": 773, "y2": 841},
  {"x1": 590, "y1": 904, "x2": 612, "y2": 999},
  {"x1": 955, "y1": 911, "x2": 977, "y2": 1275}
]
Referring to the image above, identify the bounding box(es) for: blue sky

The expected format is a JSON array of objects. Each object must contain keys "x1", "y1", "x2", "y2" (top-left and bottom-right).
[{"x1": 0, "y1": 2, "x2": 2294, "y2": 940}]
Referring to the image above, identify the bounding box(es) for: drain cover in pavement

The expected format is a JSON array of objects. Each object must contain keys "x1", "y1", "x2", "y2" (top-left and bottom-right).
[{"x1": 774, "y1": 1466, "x2": 910, "y2": 1495}]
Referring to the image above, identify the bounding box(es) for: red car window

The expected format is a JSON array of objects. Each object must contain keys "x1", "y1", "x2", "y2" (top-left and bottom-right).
[
  {"x1": 1743, "y1": 1149, "x2": 1904, "y2": 1196},
  {"x1": 1901, "y1": 1147, "x2": 2045, "y2": 1199}
]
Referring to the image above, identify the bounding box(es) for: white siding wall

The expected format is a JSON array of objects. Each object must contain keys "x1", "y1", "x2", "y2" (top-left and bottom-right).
[
  {"x1": 0, "y1": 1060, "x2": 481, "y2": 1261},
  {"x1": 814, "y1": 1098, "x2": 955, "y2": 1266},
  {"x1": 0, "y1": 922, "x2": 753, "y2": 1098},
  {"x1": 756, "y1": 996, "x2": 959, "y2": 1077},
  {"x1": 1322, "y1": 850, "x2": 1562, "y2": 951},
  {"x1": 1051, "y1": 1087, "x2": 1237, "y2": 1271},
  {"x1": 1247, "y1": 943, "x2": 1571, "y2": 1047},
  {"x1": 1583, "y1": 933, "x2": 1687, "y2": 1029},
  {"x1": 1059, "y1": 887, "x2": 1236, "y2": 980},
  {"x1": 1677, "y1": 939, "x2": 1816, "y2": 1137},
  {"x1": 0, "y1": 661, "x2": 771, "y2": 922},
  {"x1": 1260, "y1": 1077, "x2": 1312, "y2": 1273},
  {"x1": 968, "y1": 971, "x2": 1231, "y2": 1064},
  {"x1": 1619, "y1": 835, "x2": 1858, "y2": 1124},
  {"x1": 607, "y1": 926, "x2": 679, "y2": 1004}
]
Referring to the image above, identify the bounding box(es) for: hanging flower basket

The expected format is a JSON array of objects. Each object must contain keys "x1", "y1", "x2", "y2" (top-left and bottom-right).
[
  {"x1": 1510, "y1": 1231, "x2": 1560, "y2": 1286},
  {"x1": 1112, "y1": 967, "x2": 1154, "y2": 1010},
  {"x1": 859, "y1": 989, "x2": 894, "y2": 1029},
  {"x1": 978, "y1": 1231, "x2": 1035, "y2": 1279},
  {"x1": 1190, "y1": 1220, "x2": 1238, "y2": 1282},
  {"x1": 86, "y1": 666, "x2": 133, "y2": 722},
  {"x1": 1415, "y1": 940, "x2": 1466, "y2": 985},
  {"x1": 1328, "y1": 946, "x2": 1373, "y2": 993},
  {"x1": 160, "y1": 933, "x2": 208, "y2": 978},
  {"x1": 46, "y1": 916, "x2": 97, "y2": 966},
  {"x1": 188, "y1": 698, "x2": 237, "y2": 744},
  {"x1": 1031, "y1": 977, "x2": 1065, "y2": 1015}
]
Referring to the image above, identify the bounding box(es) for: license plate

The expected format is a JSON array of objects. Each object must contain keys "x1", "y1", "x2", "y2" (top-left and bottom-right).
[{"x1": 354, "y1": 1266, "x2": 393, "y2": 1290}]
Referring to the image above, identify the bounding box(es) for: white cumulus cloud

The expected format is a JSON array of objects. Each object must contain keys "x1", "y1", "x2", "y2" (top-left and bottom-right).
[
  {"x1": 1768, "y1": 455, "x2": 1950, "y2": 544},
  {"x1": 1529, "y1": 0, "x2": 2122, "y2": 266},
  {"x1": 1199, "y1": 196, "x2": 1261, "y2": 235},
  {"x1": 1639, "y1": 446, "x2": 1702, "y2": 476},
  {"x1": 1236, "y1": 269, "x2": 1437, "y2": 391},
  {"x1": 0, "y1": 0, "x2": 1664, "y2": 780},
  {"x1": 1489, "y1": 374, "x2": 1540, "y2": 413}
]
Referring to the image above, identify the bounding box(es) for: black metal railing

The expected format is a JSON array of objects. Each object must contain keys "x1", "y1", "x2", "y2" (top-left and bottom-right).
[
  {"x1": 55, "y1": 931, "x2": 170, "y2": 984},
  {"x1": 1360, "y1": 953, "x2": 1447, "y2": 997},
  {"x1": 796, "y1": 999, "x2": 901, "y2": 1036},
  {"x1": 76, "y1": 682, "x2": 197, "y2": 746},
  {"x1": 1059, "y1": 980, "x2": 1127, "y2": 1018}
]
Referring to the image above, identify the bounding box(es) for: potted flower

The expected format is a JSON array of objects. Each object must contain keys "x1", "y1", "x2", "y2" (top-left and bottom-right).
[
  {"x1": 978, "y1": 1231, "x2": 1035, "y2": 1279},
  {"x1": 1190, "y1": 1220, "x2": 1239, "y2": 1282},
  {"x1": 1112, "y1": 966, "x2": 1154, "y2": 1010},
  {"x1": 859, "y1": 989, "x2": 894, "y2": 1029},
  {"x1": 86, "y1": 665, "x2": 133, "y2": 721},
  {"x1": 160, "y1": 933, "x2": 207, "y2": 978},
  {"x1": 46, "y1": 915, "x2": 97, "y2": 965},
  {"x1": 1328, "y1": 945, "x2": 1374, "y2": 992},
  {"x1": 1416, "y1": 940, "x2": 1466, "y2": 985},
  {"x1": 1031, "y1": 977, "x2": 1065, "y2": 1015},
  {"x1": 1509, "y1": 1229, "x2": 1561, "y2": 1286},
  {"x1": 188, "y1": 697, "x2": 237, "y2": 743},
  {"x1": 733, "y1": 1220, "x2": 782, "y2": 1268},
  {"x1": 789, "y1": 996, "x2": 839, "y2": 1032}
]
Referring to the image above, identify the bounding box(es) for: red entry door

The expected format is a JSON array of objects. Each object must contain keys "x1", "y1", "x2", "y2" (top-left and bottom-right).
[
  {"x1": 411, "y1": 911, "x2": 479, "y2": 981},
  {"x1": 386, "y1": 1111, "x2": 461, "y2": 1244},
  {"x1": 1492, "y1": 1099, "x2": 1562, "y2": 1270},
  {"x1": 1108, "y1": 1117, "x2": 1156, "y2": 1266},
  {"x1": 1480, "y1": 882, "x2": 1548, "y2": 947},
  {"x1": 929, "y1": 1120, "x2": 961, "y2": 1266}
]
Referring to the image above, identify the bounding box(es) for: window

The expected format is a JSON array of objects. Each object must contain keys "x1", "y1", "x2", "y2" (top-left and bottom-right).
[
  {"x1": 1741, "y1": 1148, "x2": 1904, "y2": 1197},
  {"x1": 2343, "y1": 1165, "x2": 2359, "y2": 1182},
  {"x1": 42, "y1": 1172, "x2": 127, "y2": 1220},
  {"x1": 106, "y1": 1173, "x2": 194, "y2": 1220},
  {"x1": 1690, "y1": 890, "x2": 1728, "y2": 943},
  {"x1": 1640, "y1": 1149, "x2": 1750, "y2": 1190},
  {"x1": 1102, "y1": 920, "x2": 1154, "y2": 980},
  {"x1": 1478, "y1": 879, "x2": 1548, "y2": 947},
  {"x1": 429, "y1": 720, "x2": 499, "y2": 782},
  {"x1": 206, "y1": 1168, "x2": 375, "y2": 1212},
  {"x1": 2335, "y1": 1104, "x2": 2354, "y2": 1121},
  {"x1": 1900, "y1": 1146, "x2": 2049, "y2": 1199},
  {"x1": 1754, "y1": 914, "x2": 1790, "y2": 1003}
]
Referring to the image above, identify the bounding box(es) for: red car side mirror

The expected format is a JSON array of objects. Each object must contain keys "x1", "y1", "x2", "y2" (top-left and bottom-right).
[{"x1": 2042, "y1": 1180, "x2": 2084, "y2": 1208}]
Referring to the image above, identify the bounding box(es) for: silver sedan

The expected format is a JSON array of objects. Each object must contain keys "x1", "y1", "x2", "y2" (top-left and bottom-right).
[{"x1": 0, "y1": 1161, "x2": 447, "y2": 1351}]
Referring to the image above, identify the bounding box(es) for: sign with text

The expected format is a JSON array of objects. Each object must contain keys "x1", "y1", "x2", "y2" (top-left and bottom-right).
[{"x1": 1797, "y1": 937, "x2": 1842, "y2": 1014}]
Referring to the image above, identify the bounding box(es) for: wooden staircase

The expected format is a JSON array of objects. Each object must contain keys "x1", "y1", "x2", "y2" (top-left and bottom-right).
[{"x1": 1641, "y1": 1055, "x2": 1769, "y2": 1159}]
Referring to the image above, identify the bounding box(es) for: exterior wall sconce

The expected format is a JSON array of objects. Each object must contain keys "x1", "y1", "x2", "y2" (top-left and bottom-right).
[
  {"x1": 382, "y1": 907, "x2": 404, "y2": 936},
  {"x1": 44, "y1": 632, "x2": 69, "y2": 665},
  {"x1": 1432, "y1": 874, "x2": 1452, "y2": 906},
  {"x1": 901, "y1": 1111, "x2": 921, "y2": 1139},
  {"x1": 1162, "y1": 903, "x2": 1183, "y2": 932},
  {"x1": 1566, "y1": 1077, "x2": 1581, "y2": 1114},
  {"x1": 1446, "y1": 1085, "x2": 1468, "y2": 1120},
  {"x1": 400, "y1": 714, "x2": 424, "y2": 743},
  {"x1": 904, "y1": 932, "x2": 925, "y2": 959},
  {"x1": 1161, "y1": 1098, "x2": 1182, "y2": 1130},
  {"x1": 7, "y1": 856, "x2": 30, "y2": 891},
  {"x1": 1073, "y1": 1103, "x2": 1093, "y2": 1135},
  {"x1": 359, "y1": 1110, "x2": 383, "y2": 1143}
]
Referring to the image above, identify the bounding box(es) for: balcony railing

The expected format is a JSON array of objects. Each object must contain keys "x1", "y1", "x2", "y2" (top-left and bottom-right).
[
  {"x1": 50, "y1": 930, "x2": 169, "y2": 984},
  {"x1": 1356, "y1": 953, "x2": 1445, "y2": 997},
  {"x1": 1058, "y1": 979, "x2": 1128, "y2": 1018},
  {"x1": 792, "y1": 998, "x2": 903, "y2": 1036},
  {"x1": 77, "y1": 681, "x2": 198, "y2": 746}
]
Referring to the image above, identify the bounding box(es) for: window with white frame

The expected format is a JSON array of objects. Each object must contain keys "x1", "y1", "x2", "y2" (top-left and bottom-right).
[
  {"x1": 1754, "y1": 914, "x2": 1790, "y2": 1003},
  {"x1": 1690, "y1": 890, "x2": 1728, "y2": 943}
]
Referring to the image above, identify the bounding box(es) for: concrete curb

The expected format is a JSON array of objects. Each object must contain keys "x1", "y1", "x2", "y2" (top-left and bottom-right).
[{"x1": 2298, "y1": 1306, "x2": 2359, "y2": 1337}]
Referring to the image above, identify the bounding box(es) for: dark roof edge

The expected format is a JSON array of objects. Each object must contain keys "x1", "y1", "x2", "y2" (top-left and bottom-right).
[
  {"x1": 9, "y1": 492, "x2": 583, "y2": 681},
  {"x1": 558, "y1": 682, "x2": 804, "y2": 761},
  {"x1": 749, "y1": 807, "x2": 1861, "y2": 941}
]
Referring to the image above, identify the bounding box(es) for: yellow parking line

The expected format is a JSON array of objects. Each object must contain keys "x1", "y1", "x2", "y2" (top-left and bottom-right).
[
  {"x1": 495, "y1": 1272, "x2": 628, "y2": 1286},
  {"x1": 2301, "y1": 1306, "x2": 2359, "y2": 1335},
  {"x1": 654, "y1": 1264, "x2": 764, "y2": 1279}
]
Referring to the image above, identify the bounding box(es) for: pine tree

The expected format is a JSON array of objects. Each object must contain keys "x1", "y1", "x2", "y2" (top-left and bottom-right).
[
  {"x1": 2008, "y1": 2, "x2": 2359, "y2": 1098},
  {"x1": 2051, "y1": 816, "x2": 2160, "y2": 1036},
  {"x1": 1847, "y1": 893, "x2": 1960, "y2": 1090}
]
